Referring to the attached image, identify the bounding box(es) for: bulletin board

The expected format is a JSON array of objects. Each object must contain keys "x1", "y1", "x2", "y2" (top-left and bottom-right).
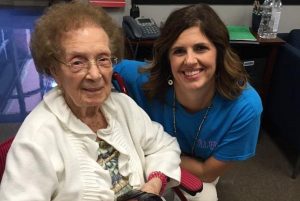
[{"x1": 133, "y1": 0, "x2": 300, "y2": 5}]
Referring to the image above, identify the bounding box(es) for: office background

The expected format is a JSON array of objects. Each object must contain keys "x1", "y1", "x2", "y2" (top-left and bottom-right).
[
  {"x1": 0, "y1": 0, "x2": 300, "y2": 33},
  {"x1": 0, "y1": 1, "x2": 299, "y2": 200}
]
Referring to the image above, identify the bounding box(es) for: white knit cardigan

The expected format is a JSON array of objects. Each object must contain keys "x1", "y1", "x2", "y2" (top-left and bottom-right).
[{"x1": 0, "y1": 87, "x2": 181, "y2": 201}]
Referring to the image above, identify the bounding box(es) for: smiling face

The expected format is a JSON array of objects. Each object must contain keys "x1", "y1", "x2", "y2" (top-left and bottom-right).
[
  {"x1": 169, "y1": 26, "x2": 217, "y2": 94},
  {"x1": 52, "y1": 26, "x2": 113, "y2": 112}
]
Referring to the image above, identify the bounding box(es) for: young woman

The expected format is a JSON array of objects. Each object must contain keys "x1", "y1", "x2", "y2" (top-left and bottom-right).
[{"x1": 115, "y1": 4, "x2": 263, "y2": 201}]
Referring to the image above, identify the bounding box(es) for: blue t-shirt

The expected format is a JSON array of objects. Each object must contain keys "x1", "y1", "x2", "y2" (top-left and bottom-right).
[{"x1": 114, "y1": 59, "x2": 263, "y2": 161}]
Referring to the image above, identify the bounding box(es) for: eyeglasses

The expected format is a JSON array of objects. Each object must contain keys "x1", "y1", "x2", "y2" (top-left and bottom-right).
[{"x1": 55, "y1": 56, "x2": 118, "y2": 73}]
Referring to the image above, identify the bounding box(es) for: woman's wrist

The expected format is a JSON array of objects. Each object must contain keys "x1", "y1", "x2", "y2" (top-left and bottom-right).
[{"x1": 147, "y1": 171, "x2": 168, "y2": 195}]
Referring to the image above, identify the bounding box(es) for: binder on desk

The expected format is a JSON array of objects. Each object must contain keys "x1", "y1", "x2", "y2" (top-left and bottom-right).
[{"x1": 227, "y1": 25, "x2": 259, "y2": 44}]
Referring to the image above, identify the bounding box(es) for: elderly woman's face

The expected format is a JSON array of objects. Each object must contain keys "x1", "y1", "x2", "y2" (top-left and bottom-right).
[{"x1": 53, "y1": 26, "x2": 113, "y2": 109}]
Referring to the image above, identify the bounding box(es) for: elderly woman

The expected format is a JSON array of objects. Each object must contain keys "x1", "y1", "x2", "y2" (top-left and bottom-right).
[{"x1": 0, "y1": 2, "x2": 181, "y2": 201}]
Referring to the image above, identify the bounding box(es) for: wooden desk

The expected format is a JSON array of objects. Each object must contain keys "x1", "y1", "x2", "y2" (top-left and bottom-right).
[
  {"x1": 125, "y1": 35, "x2": 285, "y2": 104},
  {"x1": 256, "y1": 36, "x2": 285, "y2": 103},
  {"x1": 230, "y1": 34, "x2": 285, "y2": 104}
]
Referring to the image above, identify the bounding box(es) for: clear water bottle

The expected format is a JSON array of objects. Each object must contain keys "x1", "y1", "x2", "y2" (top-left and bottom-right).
[
  {"x1": 270, "y1": 0, "x2": 282, "y2": 38},
  {"x1": 258, "y1": 0, "x2": 273, "y2": 38},
  {"x1": 258, "y1": 0, "x2": 282, "y2": 39}
]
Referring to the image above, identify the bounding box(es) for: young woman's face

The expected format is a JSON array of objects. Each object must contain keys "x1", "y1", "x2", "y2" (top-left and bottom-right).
[
  {"x1": 53, "y1": 26, "x2": 113, "y2": 110},
  {"x1": 168, "y1": 26, "x2": 217, "y2": 92}
]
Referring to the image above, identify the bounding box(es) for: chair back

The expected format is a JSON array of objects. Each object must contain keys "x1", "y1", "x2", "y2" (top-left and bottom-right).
[
  {"x1": 112, "y1": 72, "x2": 128, "y2": 94},
  {"x1": 0, "y1": 137, "x2": 14, "y2": 182}
]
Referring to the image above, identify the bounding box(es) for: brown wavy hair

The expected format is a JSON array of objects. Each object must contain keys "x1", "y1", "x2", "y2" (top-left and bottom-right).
[
  {"x1": 142, "y1": 4, "x2": 248, "y2": 101},
  {"x1": 30, "y1": 1, "x2": 123, "y2": 76}
]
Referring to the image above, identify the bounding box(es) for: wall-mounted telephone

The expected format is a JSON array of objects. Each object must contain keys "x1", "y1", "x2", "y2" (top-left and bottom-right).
[{"x1": 122, "y1": 16, "x2": 160, "y2": 40}]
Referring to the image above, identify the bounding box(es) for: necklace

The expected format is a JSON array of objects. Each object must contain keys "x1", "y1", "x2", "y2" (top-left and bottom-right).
[{"x1": 172, "y1": 90, "x2": 212, "y2": 155}]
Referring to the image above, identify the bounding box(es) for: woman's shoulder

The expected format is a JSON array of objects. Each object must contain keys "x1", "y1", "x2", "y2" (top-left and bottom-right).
[
  {"x1": 240, "y1": 84, "x2": 263, "y2": 111},
  {"x1": 114, "y1": 59, "x2": 146, "y2": 75},
  {"x1": 12, "y1": 101, "x2": 60, "y2": 148},
  {"x1": 17, "y1": 88, "x2": 69, "y2": 137},
  {"x1": 114, "y1": 59, "x2": 149, "y2": 83},
  {"x1": 215, "y1": 84, "x2": 263, "y2": 115}
]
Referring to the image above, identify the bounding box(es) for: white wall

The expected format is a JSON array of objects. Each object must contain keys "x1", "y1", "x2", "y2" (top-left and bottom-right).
[
  {"x1": 3, "y1": 0, "x2": 300, "y2": 32},
  {"x1": 109, "y1": 1, "x2": 300, "y2": 33}
]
